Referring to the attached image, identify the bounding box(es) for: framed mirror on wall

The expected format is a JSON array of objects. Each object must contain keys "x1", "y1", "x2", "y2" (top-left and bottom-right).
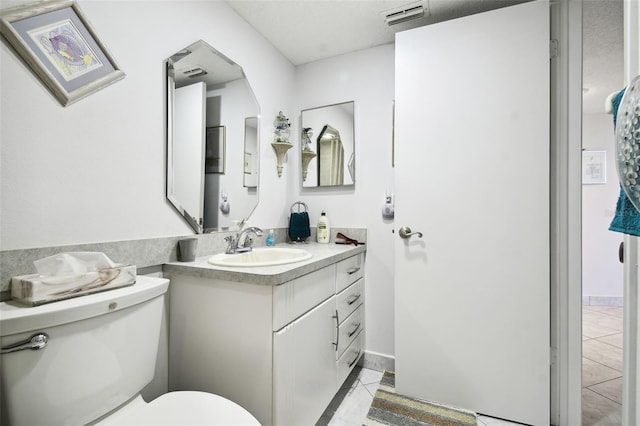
[
  {"x1": 300, "y1": 101, "x2": 355, "y2": 188},
  {"x1": 166, "y1": 40, "x2": 260, "y2": 233}
]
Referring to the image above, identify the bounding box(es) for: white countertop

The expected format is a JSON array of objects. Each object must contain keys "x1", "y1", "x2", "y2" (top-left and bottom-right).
[{"x1": 162, "y1": 242, "x2": 365, "y2": 286}]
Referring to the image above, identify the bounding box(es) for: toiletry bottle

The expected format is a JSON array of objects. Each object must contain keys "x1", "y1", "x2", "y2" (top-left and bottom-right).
[
  {"x1": 317, "y1": 211, "x2": 330, "y2": 243},
  {"x1": 266, "y1": 229, "x2": 275, "y2": 246}
]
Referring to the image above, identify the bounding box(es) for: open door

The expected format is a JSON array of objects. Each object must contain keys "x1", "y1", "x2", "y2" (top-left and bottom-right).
[{"x1": 394, "y1": 2, "x2": 550, "y2": 424}]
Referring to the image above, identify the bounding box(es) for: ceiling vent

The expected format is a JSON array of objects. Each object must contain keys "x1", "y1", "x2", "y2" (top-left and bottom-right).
[
  {"x1": 384, "y1": 2, "x2": 425, "y2": 26},
  {"x1": 183, "y1": 67, "x2": 208, "y2": 78}
]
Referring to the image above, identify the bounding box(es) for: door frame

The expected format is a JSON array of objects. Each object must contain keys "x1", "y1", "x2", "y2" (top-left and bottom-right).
[
  {"x1": 553, "y1": 1, "x2": 640, "y2": 424},
  {"x1": 550, "y1": 0, "x2": 582, "y2": 424},
  {"x1": 622, "y1": 1, "x2": 640, "y2": 423}
]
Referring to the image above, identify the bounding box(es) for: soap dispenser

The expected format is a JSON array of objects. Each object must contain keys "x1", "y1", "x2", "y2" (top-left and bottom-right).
[
  {"x1": 317, "y1": 211, "x2": 330, "y2": 243},
  {"x1": 266, "y1": 230, "x2": 275, "y2": 246}
]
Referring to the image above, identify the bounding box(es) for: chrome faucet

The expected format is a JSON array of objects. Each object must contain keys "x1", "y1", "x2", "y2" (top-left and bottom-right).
[{"x1": 225, "y1": 227, "x2": 264, "y2": 254}]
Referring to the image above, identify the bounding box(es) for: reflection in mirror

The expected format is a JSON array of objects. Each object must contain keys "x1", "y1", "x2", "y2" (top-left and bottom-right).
[
  {"x1": 317, "y1": 125, "x2": 344, "y2": 186},
  {"x1": 166, "y1": 40, "x2": 260, "y2": 233},
  {"x1": 300, "y1": 101, "x2": 355, "y2": 187},
  {"x1": 205, "y1": 126, "x2": 225, "y2": 174},
  {"x1": 244, "y1": 117, "x2": 258, "y2": 188}
]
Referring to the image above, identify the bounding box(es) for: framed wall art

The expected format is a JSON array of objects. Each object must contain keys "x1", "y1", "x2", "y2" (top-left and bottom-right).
[
  {"x1": 582, "y1": 150, "x2": 607, "y2": 185},
  {"x1": 0, "y1": 0, "x2": 125, "y2": 106}
]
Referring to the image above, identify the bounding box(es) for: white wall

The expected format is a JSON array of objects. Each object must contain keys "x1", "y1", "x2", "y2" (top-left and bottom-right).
[
  {"x1": 292, "y1": 45, "x2": 396, "y2": 357},
  {"x1": 582, "y1": 113, "x2": 625, "y2": 300},
  {"x1": 0, "y1": 0, "x2": 395, "y2": 360},
  {"x1": 0, "y1": 0, "x2": 295, "y2": 250}
]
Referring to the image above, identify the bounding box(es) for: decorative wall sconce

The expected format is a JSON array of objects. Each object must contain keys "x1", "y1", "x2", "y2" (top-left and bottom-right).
[
  {"x1": 301, "y1": 127, "x2": 317, "y2": 181},
  {"x1": 271, "y1": 111, "x2": 293, "y2": 177}
]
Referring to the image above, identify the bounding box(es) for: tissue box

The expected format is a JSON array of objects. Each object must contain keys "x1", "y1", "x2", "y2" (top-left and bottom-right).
[{"x1": 11, "y1": 265, "x2": 136, "y2": 306}]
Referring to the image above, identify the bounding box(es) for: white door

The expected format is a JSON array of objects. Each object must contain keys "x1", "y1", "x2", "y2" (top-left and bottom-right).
[{"x1": 394, "y1": 2, "x2": 550, "y2": 425}]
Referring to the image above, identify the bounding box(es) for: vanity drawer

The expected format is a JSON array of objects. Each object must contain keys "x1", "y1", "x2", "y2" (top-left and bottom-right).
[
  {"x1": 336, "y1": 305, "x2": 363, "y2": 358},
  {"x1": 336, "y1": 278, "x2": 363, "y2": 322},
  {"x1": 336, "y1": 254, "x2": 364, "y2": 293},
  {"x1": 337, "y1": 330, "x2": 364, "y2": 386},
  {"x1": 273, "y1": 264, "x2": 336, "y2": 331}
]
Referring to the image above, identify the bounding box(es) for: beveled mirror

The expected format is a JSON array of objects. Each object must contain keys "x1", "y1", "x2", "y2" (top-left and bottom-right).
[
  {"x1": 300, "y1": 101, "x2": 355, "y2": 187},
  {"x1": 166, "y1": 40, "x2": 260, "y2": 233}
]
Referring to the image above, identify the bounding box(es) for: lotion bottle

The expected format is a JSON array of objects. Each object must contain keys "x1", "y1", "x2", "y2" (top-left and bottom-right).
[{"x1": 317, "y1": 211, "x2": 330, "y2": 243}]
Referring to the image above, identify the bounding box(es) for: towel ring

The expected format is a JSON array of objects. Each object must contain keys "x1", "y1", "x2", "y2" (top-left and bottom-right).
[{"x1": 290, "y1": 201, "x2": 308, "y2": 214}]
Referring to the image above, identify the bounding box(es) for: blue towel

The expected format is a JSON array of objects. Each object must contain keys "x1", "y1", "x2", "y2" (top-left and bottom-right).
[
  {"x1": 288, "y1": 212, "x2": 311, "y2": 241},
  {"x1": 608, "y1": 88, "x2": 640, "y2": 236}
]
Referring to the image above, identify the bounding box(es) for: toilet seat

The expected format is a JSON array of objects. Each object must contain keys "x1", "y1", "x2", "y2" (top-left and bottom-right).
[{"x1": 98, "y1": 391, "x2": 260, "y2": 425}]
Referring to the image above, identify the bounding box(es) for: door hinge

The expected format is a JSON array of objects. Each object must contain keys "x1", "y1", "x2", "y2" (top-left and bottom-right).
[
  {"x1": 549, "y1": 39, "x2": 559, "y2": 59},
  {"x1": 550, "y1": 346, "x2": 558, "y2": 366}
]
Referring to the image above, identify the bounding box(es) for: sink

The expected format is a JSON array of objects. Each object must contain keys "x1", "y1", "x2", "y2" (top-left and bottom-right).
[{"x1": 208, "y1": 247, "x2": 312, "y2": 267}]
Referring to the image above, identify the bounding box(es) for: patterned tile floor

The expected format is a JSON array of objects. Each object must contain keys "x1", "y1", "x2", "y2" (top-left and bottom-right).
[
  {"x1": 321, "y1": 307, "x2": 624, "y2": 425},
  {"x1": 582, "y1": 305, "x2": 623, "y2": 425}
]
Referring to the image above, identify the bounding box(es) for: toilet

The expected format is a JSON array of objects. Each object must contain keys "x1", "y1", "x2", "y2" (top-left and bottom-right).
[{"x1": 0, "y1": 276, "x2": 260, "y2": 425}]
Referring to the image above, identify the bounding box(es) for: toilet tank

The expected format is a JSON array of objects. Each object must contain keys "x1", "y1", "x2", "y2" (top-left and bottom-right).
[{"x1": 0, "y1": 276, "x2": 169, "y2": 426}]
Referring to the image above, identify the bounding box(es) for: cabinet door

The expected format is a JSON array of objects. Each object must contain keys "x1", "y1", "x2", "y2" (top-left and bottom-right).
[{"x1": 273, "y1": 296, "x2": 337, "y2": 426}]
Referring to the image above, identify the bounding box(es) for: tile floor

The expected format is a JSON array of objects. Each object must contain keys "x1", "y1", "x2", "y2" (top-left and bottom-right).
[
  {"x1": 318, "y1": 367, "x2": 520, "y2": 425},
  {"x1": 320, "y1": 306, "x2": 624, "y2": 426},
  {"x1": 582, "y1": 305, "x2": 624, "y2": 425}
]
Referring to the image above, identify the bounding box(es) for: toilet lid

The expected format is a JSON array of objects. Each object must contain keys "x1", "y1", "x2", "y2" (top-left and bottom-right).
[{"x1": 110, "y1": 391, "x2": 260, "y2": 425}]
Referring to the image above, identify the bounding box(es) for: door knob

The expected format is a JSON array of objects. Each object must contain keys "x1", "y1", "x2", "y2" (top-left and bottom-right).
[{"x1": 399, "y1": 226, "x2": 423, "y2": 239}]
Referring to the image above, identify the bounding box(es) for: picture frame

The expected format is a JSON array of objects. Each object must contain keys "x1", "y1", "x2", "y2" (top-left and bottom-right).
[
  {"x1": 205, "y1": 125, "x2": 225, "y2": 174},
  {"x1": 582, "y1": 150, "x2": 607, "y2": 185},
  {"x1": 0, "y1": 0, "x2": 125, "y2": 106}
]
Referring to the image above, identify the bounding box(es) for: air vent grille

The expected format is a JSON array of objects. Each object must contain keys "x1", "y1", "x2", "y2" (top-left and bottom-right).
[{"x1": 384, "y1": 3, "x2": 425, "y2": 26}]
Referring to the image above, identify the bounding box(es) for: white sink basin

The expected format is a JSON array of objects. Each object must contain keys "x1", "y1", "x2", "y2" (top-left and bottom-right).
[{"x1": 208, "y1": 247, "x2": 312, "y2": 267}]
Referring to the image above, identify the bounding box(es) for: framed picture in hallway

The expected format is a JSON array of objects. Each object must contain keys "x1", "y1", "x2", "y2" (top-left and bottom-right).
[
  {"x1": 582, "y1": 150, "x2": 607, "y2": 185},
  {"x1": 0, "y1": 0, "x2": 125, "y2": 106}
]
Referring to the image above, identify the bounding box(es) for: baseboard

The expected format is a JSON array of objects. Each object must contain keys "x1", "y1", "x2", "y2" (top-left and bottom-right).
[
  {"x1": 359, "y1": 350, "x2": 395, "y2": 373},
  {"x1": 582, "y1": 295, "x2": 624, "y2": 306}
]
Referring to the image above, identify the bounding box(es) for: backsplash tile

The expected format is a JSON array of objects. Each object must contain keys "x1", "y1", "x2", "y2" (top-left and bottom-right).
[{"x1": 0, "y1": 227, "x2": 366, "y2": 301}]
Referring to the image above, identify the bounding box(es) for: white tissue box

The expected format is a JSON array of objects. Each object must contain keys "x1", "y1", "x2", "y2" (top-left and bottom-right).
[{"x1": 11, "y1": 265, "x2": 136, "y2": 306}]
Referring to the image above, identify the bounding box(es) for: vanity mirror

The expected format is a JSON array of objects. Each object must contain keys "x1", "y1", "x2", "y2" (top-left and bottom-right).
[
  {"x1": 166, "y1": 40, "x2": 260, "y2": 233},
  {"x1": 300, "y1": 101, "x2": 355, "y2": 187}
]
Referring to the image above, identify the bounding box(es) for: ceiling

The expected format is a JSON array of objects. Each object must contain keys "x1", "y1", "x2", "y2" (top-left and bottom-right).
[{"x1": 225, "y1": 0, "x2": 624, "y2": 115}]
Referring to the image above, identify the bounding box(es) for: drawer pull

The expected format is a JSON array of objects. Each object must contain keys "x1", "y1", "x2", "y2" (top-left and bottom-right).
[
  {"x1": 346, "y1": 294, "x2": 361, "y2": 305},
  {"x1": 332, "y1": 310, "x2": 339, "y2": 351},
  {"x1": 348, "y1": 350, "x2": 361, "y2": 368},
  {"x1": 346, "y1": 267, "x2": 360, "y2": 275},
  {"x1": 347, "y1": 322, "x2": 361, "y2": 337}
]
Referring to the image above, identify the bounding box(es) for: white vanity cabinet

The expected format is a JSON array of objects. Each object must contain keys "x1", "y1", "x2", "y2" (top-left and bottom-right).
[
  {"x1": 273, "y1": 296, "x2": 337, "y2": 425},
  {"x1": 166, "y1": 248, "x2": 365, "y2": 426}
]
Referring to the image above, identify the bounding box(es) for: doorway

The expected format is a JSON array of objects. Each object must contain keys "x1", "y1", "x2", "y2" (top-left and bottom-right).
[{"x1": 581, "y1": 1, "x2": 625, "y2": 423}]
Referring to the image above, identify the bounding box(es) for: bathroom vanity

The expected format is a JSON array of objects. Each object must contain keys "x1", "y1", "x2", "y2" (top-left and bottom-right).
[{"x1": 163, "y1": 243, "x2": 365, "y2": 426}]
